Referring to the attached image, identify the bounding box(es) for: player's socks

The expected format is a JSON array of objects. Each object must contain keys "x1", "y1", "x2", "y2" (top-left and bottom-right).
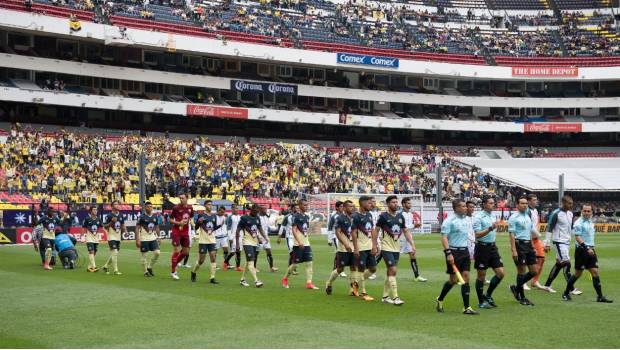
[
  {"x1": 306, "y1": 261, "x2": 314, "y2": 282},
  {"x1": 267, "y1": 253, "x2": 274, "y2": 269},
  {"x1": 410, "y1": 259, "x2": 420, "y2": 278},
  {"x1": 241, "y1": 262, "x2": 248, "y2": 280},
  {"x1": 461, "y1": 283, "x2": 471, "y2": 308},
  {"x1": 182, "y1": 254, "x2": 189, "y2": 266},
  {"x1": 486, "y1": 275, "x2": 502, "y2": 297},
  {"x1": 141, "y1": 253, "x2": 148, "y2": 273},
  {"x1": 150, "y1": 250, "x2": 160, "y2": 267},
  {"x1": 192, "y1": 260, "x2": 201, "y2": 273},
  {"x1": 288, "y1": 252, "x2": 293, "y2": 266},
  {"x1": 388, "y1": 276, "x2": 398, "y2": 299},
  {"x1": 45, "y1": 247, "x2": 52, "y2": 264},
  {"x1": 327, "y1": 269, "x2": 339, "y2": 285},
  {"x1": 248, "y1": 262, "x2": 258, "y2": 282},
  {"x1": 545, "y1": 262, "x2": 562, "y2": 287},
  {"x1": 593, "y1": 276, "x2": 603, "y2": 297},
  {"x1": 438, "y1": 281, "x2": 453, "y2": 301},
  {"x1": 564, "y1": 275, "x2": 578, "y2": 295},
  {"x1": 286, "y1": 263, "x2": 297, "y2": 278},
  {"x1": 360, "y1": 272, "x2": 367, "y2": 294},
  {"x1": 111, "y1": 249, "x2": 119, "y2": 272},
  {"x1": 382, "y1": 278, "x2": 390, "y2": 298},
  {"x1": 171, "y1": 251, "x2": 180, "y2": 273},
  {"x1": 235, "y1": 251, "x2": 241, "y2": 268},
  {"x1": 88, "y1": 253, "x2": 96, "y2": 268},
  {"x1": 475, "y1": 279, "x2": 485, "y2": 304},
  {"x1": 210, "y1": 262, "x2": 217, "y2": 279},
  {"x1": 224, "y1": 252, "x2": 234, "y2": 265},
  {"x1": 562, "y1": 262, "x2": 572, "y2": 282}
]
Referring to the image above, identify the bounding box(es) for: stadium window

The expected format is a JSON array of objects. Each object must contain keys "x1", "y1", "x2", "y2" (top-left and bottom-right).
[
  {"x1": 278, "y1": 65, "x2": 292, "y2": 77},
  {"x1": 143, "y1": 51, "x2": 159, "y2": 66},
  {"x1": 257, "y1": 63, "x2": 271, "y2": 77},
  {"x1": 224, "y1": 60, "x2": 240, "y2": 72},
  {"x1": 311, "y1": 69, "x2": 325, "y2": 81}
]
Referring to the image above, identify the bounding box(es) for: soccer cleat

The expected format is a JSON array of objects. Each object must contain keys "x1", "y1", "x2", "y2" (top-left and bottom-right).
[
  {"x1": 191, "y1": 272, "x2": 196, "y2": 282},
  {"x1": 463, "y1": 307, "x2": 480, "y2": 315},
  {"x1": 147, "y1": 268, "x2": 154, "y2": 277},
  {"x1": 113, "y1": 271, "x2": 122, "y2": 275},
  {"x1": 87, "y1": 267, "x2": 98, "y2": 273},
  {"x1": 485, "y1": 296, "x2": 497, "y2": 308},
  {"x1": 183, "y1": 264, "x2": 192, "y2": 268},
  {"x1": 240, "y1": 279, "x2": 250, "y2": 287},
  {"x1": 519, "y1": 298, "x2": 535, "y2": 306},
  {"x1": 522, "y1": 284, "x2": 531, "y2": 291},
  {"x1": 44, "y1": 264, "x2": 52, "y2": 270},
  {"x1": 144, "y1": 272, "x2": 152, "y2": 277},
  {"x1": 69, "y1": 260, "x2": 75, "y2": 269},
  {"x1": 415, "y1": 276, "x2": 428, "y2": 282},
  {"x1": 478, "y1": 301, "x2": 493, "y2": 309},
  {"x1": 234, "y1": 267, "x2": 244, "y2": 272},
  {"x1": 306, "y1": 282, "x2": 319, "y2": 290},
  {"x1": 571, "y1": 288, "x2": 583, "y2": 295},
  {"x1": 532, "y1": 281, "x2": 545, "y2": 290},
  {"x1": 339, "y1": 272, "x2": 347, "y2": 278},
  {"x1": 291, "y1": 269, "x2": 299, "y2": 275},
  {"x1": 485, "y1": 279, "x2": 490, "y2": 285},
  {"x1": 255, "y1": 280, "x2": 264, "y2": 288},
  {"x1": 545, "y1": 286, "x2": 557, "y2": 293},
  {"x1": 361, "y1": 293, "x2": 374, "y2": 301},
  {"x1": 210, "y1": 278, "x2": 219, "y2": 284},
  {"x1": 351, "y1": 281, "x2": 360, "y2": 297},
  {"x1": 435, "y1": 298, "x2": 444, "y2": 313},
  {"x1": 382, "y1": 296, "x2": 394, "y2": 304},
  {"x1": 597, "y1": 296, "x2": 613, "y2": 303},
  {"x1": 102, "y1": 266, "x2": 109, "y2": 274},
  {"x1": 325, "y1": 283, "x2": 333, "y2": 295},
  {"x1": 509, "y1": 285, "x2": 521, "y2": 301},
  {"x1": 392, "y1": 297, "x2": 405, "y2": 306},
  {"x1": 270, "y1": 267, "x2": 279, "y2": 272},
  {"x1": 368, "y1": 273, "x2": 377, "y2": 280},
  {"x1": 562, "y1": 293, "x2": 572, "y2": 301},
  {"x1": 171, "y1": 272, "x2": 180, "y2": 280},
  {"x1": 222, "y1": 262, "x2": 229, "y2": 271},
  {"x1": 282, "y1": 277, "x2": 289, "y2": 289}
]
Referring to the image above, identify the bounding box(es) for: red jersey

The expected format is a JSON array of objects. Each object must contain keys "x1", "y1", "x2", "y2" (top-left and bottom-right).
[{"x1": 171, "y1": 204, "x2": 194, "y2": 235}]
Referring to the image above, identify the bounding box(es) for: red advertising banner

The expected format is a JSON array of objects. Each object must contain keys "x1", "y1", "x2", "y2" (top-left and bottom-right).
[
  {"x1": 16, "y1": 227, "x2": 107, "y2": 244},
  {"x1": 186, "y1": 105, "x2": 248, "y2": 119},
  {"x1": 523, "y1": 123, "x2": 582, "y2": 133},
  {"x1": 512, "y1": 67, "x2": 579, "y2": 77}
]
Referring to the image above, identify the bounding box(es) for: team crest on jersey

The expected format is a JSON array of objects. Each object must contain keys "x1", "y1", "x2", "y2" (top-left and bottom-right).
[
  {"x1": 114, "y1": 221, "x2": 121, "y2": 230},
  {"x1": 249, "y1": 225, "x2": 258, "y2": 236},
  {"x1": 147, "y1": 223, "x2": 155, "y2": 231},
  {"x1": 47, "y1": 223, "x2": 55, "y2": 231},
  {"x1": 90, "y1": 224, "x2": 98, "y2": 232}
]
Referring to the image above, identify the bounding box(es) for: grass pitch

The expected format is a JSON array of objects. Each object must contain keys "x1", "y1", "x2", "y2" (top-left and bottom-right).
[{"x1": 1, "y1": 234, "x2": 619, "y2": 348}]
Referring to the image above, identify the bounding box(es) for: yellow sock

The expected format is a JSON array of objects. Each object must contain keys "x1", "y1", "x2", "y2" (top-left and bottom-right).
[
  {"x1": 44, "y1": 248, "x2": 52, "y2": 263},
  {"x1": 192, "y1": 260, "x2": 202, "y2": 273},
  {"x1": 388, "y1": 276, "x2": 398, "y2": 299},
  {"x1": 210, "y1": 262, "x2": 217, "y2": 279},
  {"x1": 141, "y1": 253, "x2": 148, "y2": 272},
  {"x1": 286, "y1": 263, "x2": 297, "y2": 278},
  {"x1": 360, "y1": 272, "x2": 367, "y2": 294},
  {"x1": 149, "y1": 251, "x2": 160, "y2": 268},
  {"x1": 248, "y1": 263, "x2": 258, "y2": 282},
  {"x1": 306, "y1": 261, "x2": 313, "y2": 283},
  {"x1": 103, "y1": 254, "x2": 112, "y2": 269},
  {"x1": 327, "y1": 269, "x2": 339, "y2": 285},
  {"x1": 112, "y1": 250, "x2": 119, "y2": 272},
  {"x1": 242, "y1": 261, "x2": 249, "y2": 281},
  {"x1": 88, "y1": 254, "x2": 96, "y2": 269},
  {"x1": 383, "y1": 278, "x2": 390, "y2": 298}
]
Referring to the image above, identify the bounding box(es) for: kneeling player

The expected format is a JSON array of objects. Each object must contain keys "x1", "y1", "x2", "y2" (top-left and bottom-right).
[
  {"x1": 282, "y1": 199, "x2": 318, "y2": 290},
  {"x1": 236, "y1": 205, "x2": 267, "y2": 288},
  {"x1": 325, "y1": 200, "x2": 357, "y2": 296},
  {"x1": 136, "y1": 202, "x2": 160, "y2": 277},
  {"x1": 192, "y1": 200, "x2": 222, "y2": 284},
  {"x1": 352, "y1": 196, "x2": 377, "y2": 301},
  {"x1": 562, "y1": 204, "x2": 612, "y2": 303},
  {"x1": 508, "y1": 197, "x2": 538, "y2": 306}
]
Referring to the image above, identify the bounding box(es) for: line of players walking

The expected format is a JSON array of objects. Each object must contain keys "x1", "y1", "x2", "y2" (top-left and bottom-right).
[{"x1": 33, "y1": 192, "x2": 612, "y2": 315}]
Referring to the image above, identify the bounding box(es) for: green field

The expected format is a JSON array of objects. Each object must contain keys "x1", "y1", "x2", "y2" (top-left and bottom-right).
[{"x1": 1, "y1": 234, "x2": 619, "y2": 348}]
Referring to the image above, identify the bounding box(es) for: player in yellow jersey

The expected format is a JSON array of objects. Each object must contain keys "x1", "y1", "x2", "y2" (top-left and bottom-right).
[
  {"x1": 102, "y1": 200, "x2": 127, "y2": 275},
  {"x1": 136, "y1": 202, "x2": 161, "y2": 277},
  {"x1": 191, "y1": 200, "x2": 222, "y2": 284},
  {"x1": 83, "y1": 206, "x2": 103, "y2": 273},
  {"x1": 351, "y1": 196, "x2": 377, "y2": 301},
  {"x1": 236, "y1": 204, "x2": 269, "y2": 288},
  {"x1": 282, "y1": 199, "x2": 318, "y2": 290},
  {"x1": 325, "y1": 200, "x2": 357, "y2": 296}
]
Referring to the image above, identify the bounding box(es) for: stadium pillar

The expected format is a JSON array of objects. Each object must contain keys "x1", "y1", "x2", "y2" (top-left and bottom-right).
[
  {"x1": 435, "y1": 165, "x2": 443, "y2": 225},
  {"x1": 139, "y1": 152, "x2": 146, "y2": 209},
  {"x1": 558, "y1": 173, "x2": 565, "y2": 207}
]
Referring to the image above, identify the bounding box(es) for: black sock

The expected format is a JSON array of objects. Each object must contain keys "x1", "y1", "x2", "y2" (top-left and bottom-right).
[
  {"x1": 516, "y1": 274, "x2": 525, "y2": 298},
  {"x1": 564, "y1": 275, "x2": 578, "y2": 295},
  {"x1": 461, "y1": 283, "x2": 471, "y2": 308},
  {"x1": 593, "y1": 276, "x2": 603, "y2": 297},
  {"x1": 224, "y1": 252, "x2": 233, "y2": 264},
  {"x1": 475, "y1": 279, "x2": 485, "y2": 304},
  {"x1": 563, "y1": 262, "x2": 572, "y2": 282},
  {"x1": 486, "y1": 275, "x2": 502, "y2": 297},
  {"x1": 254, "y1": 251, "x2": 260, "y2": 268},
  {"x1": 410, "y1": 258, "x2": 419, "y2": 278},
  {"x1": 438, "y1": 281, "x2": 453, "y2": 301},
  {"x1": 545, "y1": 263, "x2": 562, "y2": 287},
  {"x1": 182, "y1": 254, "x2": 189, "y2": 265},
  {"x1": 267, "y1": 253, "x2": 274, "y2": 269},
  {"x1": 288, "y1": 252, "x2": 293, "y2": 266},
  {"x1": 522, "y1": 272, "x2": 534, "y2": 285},
  {"x1": 235, "y1": 251, "x2": 241, "y2": 268}
]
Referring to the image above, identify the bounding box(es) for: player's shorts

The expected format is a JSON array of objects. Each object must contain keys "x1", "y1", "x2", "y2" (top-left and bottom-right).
[
  {"x1": 292, "y1": 246, "x2": 313, "y2": 263},
  {"x1": 140, "y1": 240, "x2": 159, "y2": 252},
  {"x1": 243, "y1": 245, "x2": 258, "y2": 261},
  {"x1": 575, "y1": 246, "x2": 598, "y2": 270},
  {"x1": 215, "y1": 237, "x2": 228, "y2": 250},
  {"x1": 515, "y1": 240, "x2": 537, "y2": 266},
  {"x1": 41, "y1": 238, "x2": 55, "y2": 249},
  {"x1": 357, "y1": 250, "x2": 377, "y2": 271},
  {"x1": 532, "y1": 238, "x2": 545, "y2": 258},
  {"x1": 108, "y1": 240, "x2": 121, "y2": 250},
  {"x1": 381, "y1": 251, "x2": 400, "y2": 268},
  {"x1": 172, "y1": 233, "x2": 190, "y2": 248},
  {"x1": 86, "y1": 242, "x2": 98, "y2": 253},
  {"x1": 400, "y1": 236, "x2": 414, "y2": 254},
  {"x1": 199, "y1": 243, "x2": 216, "y2": 254},
  {"x1": 553, "y1": 241, "x2": 571, "y2": 262},
  {"x1": 335, "y1": 251, "x2": 355, "y2": 268},
  {"x1": 257, "y1": 240, "x2": 272, "y2": 251},
  {"x1": 474, "y1": 242, "x2": 503, "y2": 270},
  {"x1": 446, "y1": 248, "x2": 470, "y2": 274}
]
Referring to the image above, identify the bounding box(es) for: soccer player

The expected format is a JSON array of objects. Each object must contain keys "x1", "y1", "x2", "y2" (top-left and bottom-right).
[
  {"x1": 215, "y1": 206, "x2": 231, "y2": 271},
  {"x1": 472, "y1": 196, "x2": 504, "y2": 309},
  {"x1": 400, "y1": 197, "x2": 427, "y2": 282},
  {"x1": 277, "y1": 204, "x2": 298, "y2": 275},
  {"x1": 374, "y1": 195, "x2": 415, "y2": 306},
  {"x1": 235, "y1": 204, "x2": 267, "y2": 288},
  {"x1": 83, "y1": 206, "x2": 103, "y2": 273},
  {"x1": 102, "y1": 200, "x2": 127, "y2": 275},
  {"x1": 368, "y1": 196, "x2": 380, "y2": 279},
  {"x1": 135, "y1": 201, "x2": 161, "y2": 277},
  {"x1": 191, "y1": 200, "x2": 221, "y2": 284},
  {"x1": 170, "y1": 193, "x2": 194, "y2": 280},
  {"x1": 325, "y1": 200, "x2": 358, "y2": 296},
  {"x1": 224, "y1": 204, "x2": 242, "y2": 271},
  {"x1": 436, "y1": 199, "x2": 479, "y2": 315},
  {"x1": 527, "y1": 194, "x2": 548, "y2": 291},
  {"x1": 351, "y1": 195, "x2": 377, "y2": 301},
  {"x1": 543, "y1": 195, "x2": 580, "y2": 294},
  {"x1": 257, "y1": 206, "x2": 278, "y2": 272},
  {"x1": 38, "y1": 208, "x2": 60, "y2": 270},
  {"x1": 562, "y1": 204, "x2": 613, "y2": 303},
  {"x1": 327, "y1": 201, "x2": 346, "y2": 277},
  {"x1": 508, "y1": 196, "x2": 539, "y2": 306},
  {"x1": 282, "y1": 199, "x2": 318, "y2": 290}
]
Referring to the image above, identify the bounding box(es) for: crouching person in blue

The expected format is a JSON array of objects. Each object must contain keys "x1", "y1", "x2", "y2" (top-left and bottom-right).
[{"x1": 55, "y1": 232, "x2": 78, "y2": 269}]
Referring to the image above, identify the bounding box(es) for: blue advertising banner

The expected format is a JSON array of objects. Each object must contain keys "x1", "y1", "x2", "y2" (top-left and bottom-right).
[
  {"x1": 231, "y1": 80, "x2": 297, "y2": 96},
  {"x1": 336, "y1": 53, "x2": 399, "y2": 68}
]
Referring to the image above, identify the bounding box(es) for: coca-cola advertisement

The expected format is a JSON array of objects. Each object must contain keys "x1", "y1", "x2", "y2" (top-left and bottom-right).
[
  {"x1": 523, "y1": 123, "x2": 582, "y2": 133},
  {"x1": 186, "y1": 105, "x2": 248, "y2": 119}
]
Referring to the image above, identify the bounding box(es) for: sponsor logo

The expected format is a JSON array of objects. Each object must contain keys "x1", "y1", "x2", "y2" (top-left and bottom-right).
[
  {"x1": 0, "y1": 232, "x2": 12, "y2": 244},
  {"x1": 523, "y1": 123, "x2": 582, "y2": 133},
  {"x1": 512, "y1": 67, "x2": 579, "y2": 77},
  {"x1": 230, "y1": 80, "x2": 297, "y2": 95},
  {"x1": 336, "y1": 53, "x2": 399, "y2": 68},
  {"x1": 186, "y1": 105, "x2": 248, "y2": 119}
]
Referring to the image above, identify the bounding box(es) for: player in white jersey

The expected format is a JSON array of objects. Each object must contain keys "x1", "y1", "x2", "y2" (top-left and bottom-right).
[
  {"x1": 400, "y1": 197, "x2": 427, "y2": 282},
  {"x1": 465, "y1": 201, "x2": 476, "y2": 259},
  {"x1": 543, "y1": 195, "x2": 581, "y2": 295},
  {"x1": 214, "y1": 206, "x2": 231, "y2": 270},
  {"x1": 224, "y1": 204, "x2": 242, "y2": 271},
  {"x1": 257, "y1": 206, "x2": 278, "y2": 272}
]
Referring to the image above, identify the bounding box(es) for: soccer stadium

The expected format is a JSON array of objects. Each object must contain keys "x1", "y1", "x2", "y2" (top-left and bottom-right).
[{"x1": 0, "y1": 0, "x2": 620, "y2": 348}]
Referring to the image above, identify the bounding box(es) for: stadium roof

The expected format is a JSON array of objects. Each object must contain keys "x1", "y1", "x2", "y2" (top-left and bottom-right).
[{"x1": 456, "y1": 157, "x2": 620, "y2": 192}]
